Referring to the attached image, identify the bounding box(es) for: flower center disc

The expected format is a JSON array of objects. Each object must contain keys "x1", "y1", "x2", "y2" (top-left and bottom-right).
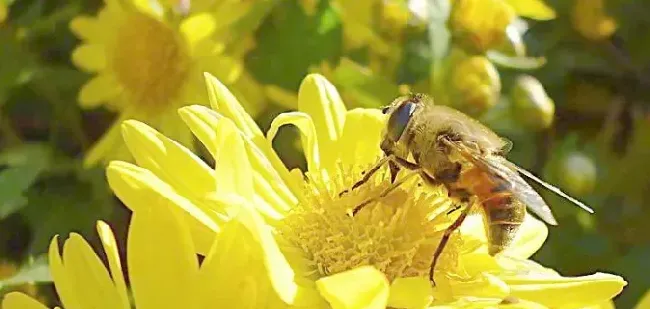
[
  {"x1": 110, "y1": 12, "x2": 190, "y2": 112},
  {"x1": 279, "y1": 165, "x2": 465, "y2": 282}
]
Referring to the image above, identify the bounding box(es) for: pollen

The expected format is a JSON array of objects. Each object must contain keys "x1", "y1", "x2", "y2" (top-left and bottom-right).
[
  {"x1": 110, "y1": 12, "x2": 190, "y2": 112},
  {"x1": 278, "y1": 163, "x2": 467, "y2": 282}
]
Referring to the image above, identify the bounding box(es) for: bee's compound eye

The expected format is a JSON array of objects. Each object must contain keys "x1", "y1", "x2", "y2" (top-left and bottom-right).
[{"x1": 386, "y1": 102, "x2": 416, "y2": 141}]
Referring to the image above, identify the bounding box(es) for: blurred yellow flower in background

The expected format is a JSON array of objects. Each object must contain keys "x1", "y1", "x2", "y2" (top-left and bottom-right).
[
  {"x1": 97, "y1": 73, "x2": 626, "y2": 308},
  {"x1": 0, "y1": 2, "x2": 7, "y2": 24},
  {"x1": 450, "y1": 0, "x2": 555, "y2": 52},
  {"x1": 572, "y1": 0, "x2": 617, "y2": 41},
  {"x1": 636, "y1": 289, "x2": 650, "y2": 309},
  {"x1": 1, "y1": 199, "x2": 291, "y2": 308},
  {"x1": 70, "y1": 0, "x2": 266, "y2": 167}
]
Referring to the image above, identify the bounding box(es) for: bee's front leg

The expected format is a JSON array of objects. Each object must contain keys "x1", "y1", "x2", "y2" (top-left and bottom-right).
[
  {"x1": 350, "y1": 169, "x2": 420, "y2": 216},
  {"x1": 339, "y1": 155, "x2": 392, "y2": 197}
]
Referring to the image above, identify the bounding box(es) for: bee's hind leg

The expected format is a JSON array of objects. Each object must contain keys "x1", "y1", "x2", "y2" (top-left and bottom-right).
[{"x1": 429, "y1": 201, "x2": 474, "y2": 286}]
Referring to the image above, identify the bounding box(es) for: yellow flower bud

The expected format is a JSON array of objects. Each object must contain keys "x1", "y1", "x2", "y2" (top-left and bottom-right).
[
  {"x1": 380, "y1": 1, "x2": 410, "y2": 39},
  {"x1": 451, "y1": 56, "x2": 501, "y2": 116},
  {"x1": 572, "y1": 0, "x2": 617, "y2": 41},
  {"x1": 559, "y1": 152, "x2": 597, "y2": 196},
  {"x1": 0, "y1": 2, "x2": 7, "y2": 24},
  {"x1": 450, "y1": 0, "x2": 515, "y2": 52},
  {"x1": 511, "y1": 75, "x2": 555, "y2": 130}
]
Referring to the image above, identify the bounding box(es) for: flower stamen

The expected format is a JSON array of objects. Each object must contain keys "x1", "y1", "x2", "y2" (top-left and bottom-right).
[{"x1": 278, "y1": 163, "x2": 466, "y2": 282}]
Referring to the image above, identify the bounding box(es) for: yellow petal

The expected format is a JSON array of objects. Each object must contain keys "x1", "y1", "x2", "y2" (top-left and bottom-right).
[
  {"x1": 1, "y1": 292, "x2": 48, "y2": 309},
  {"x1": 505, "y1": 0, "x2": 556, "y2": 20},
  {"x1": 78, "y1": 74, "x2": 120, "y2": 108},
  {"x1": 316, "y1": 266, "x2": 389, "y2": 309},
  {"x1": 203, "y1": 73, "x2": 302, "y2": 196},
  {"x1": 460, "y1": 212, "x2": 547, "y2": 259},
  {"x1": 178, "y1": 105, "x2": 296, "y2": 212},
  {"x1": 336, "y1": 108, "x2": 384, "y2": 168},
  {"x1": 204, "y1": 72, "x2": 264, "y2": 147},
  {"x1": 196, "y1": 204, "x2": 298, "y2": 308},
  {"x1": 83, "y1": 115, "x2": 133, "y2": 168},
  {"x1": 203, "y1": 198, "x2": 323, "y2": 306},
  {"x1": 505, "y1": 214, "x2": 547, "y2": 259},
  {"x1": 584, "y1": 300, "x2": 615, "y2": 309},
  {"x1": 106, "y1": 161, "x2": 221, "y2": 254},
  {"x1": 61, "y1": 234, "x2": 124, "y2": 309},
  {"x1": 267, "y1": 112, "x2": 321, "y2": 174},
  {"x1": 212, "y1": 115, "x2": 254, "y2": 199},
  {"x1": 48, "y1": 236, "x2": 81, "y2": 309},
  {"x1": 297, "y1": 74, "x2": 347, "y2": 171},
  {"x1": 388, "y1": 277, "x2": 433, "y2": 309},
  {"x1": 180, "y1": 13, "x2": 216, "y2": 47},
  {"x1": 127, "y1": 197, "x2": 199, "y2": 309},
  {"x1": 96, "y1": 221, "x2": 130, "y2": 309},
  {"x1": 449, "y1": 273, "x2": 510, "y2": 300},
  {"x1": 71, "y1": 44, "x2": 106, "y2": 72},
  {"x1": 503, "y1": 272, "x2": 626, "y2": 308},
  {"x1": 121, "y1": 120, "x2": 217, "y2": 202},
  {"x1": 498, "y1": 298, "x2": 548, "y2": 309},
  {"x1": 69, "y1": 16, "x2": 103, "y2": 42}
]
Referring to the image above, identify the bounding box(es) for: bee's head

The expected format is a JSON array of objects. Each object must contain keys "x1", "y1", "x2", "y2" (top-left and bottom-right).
[{"x1": 380, "y1": 93, "x2": 428, "y2": 154}]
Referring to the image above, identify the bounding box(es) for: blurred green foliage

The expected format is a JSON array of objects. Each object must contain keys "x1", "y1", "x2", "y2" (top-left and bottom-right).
[{"x1": 0, "y1": 0, "x2": 649, "y2": 307}]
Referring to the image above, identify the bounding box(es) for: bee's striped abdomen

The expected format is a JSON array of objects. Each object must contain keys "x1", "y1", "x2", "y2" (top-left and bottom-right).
[{"x1": 482, "y1": 183, "x2": 526, "y2": 255}]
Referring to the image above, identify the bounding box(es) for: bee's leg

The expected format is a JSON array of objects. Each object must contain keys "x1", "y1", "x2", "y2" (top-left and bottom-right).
[
  {"x1": 388, "y1": 160, "x2": 401, "y2": 183},
  {"x1": 339, "y1": 155, "x2": 392, "y2": 197},
  {"x1": 446, "y1": 204, "x2": 462, "y2": 215},
  {"x1": 429, "y1": 202, "x2": 474, "y2": 285},
  {"x1": 351, "y1": 170, "x2": 420, "y2": 216}
]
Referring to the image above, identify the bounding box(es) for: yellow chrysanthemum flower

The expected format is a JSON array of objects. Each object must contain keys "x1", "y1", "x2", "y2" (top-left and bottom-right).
[
  {"x1": 1, "y1": 195, "x2": 289, "y2": 308},
  {"x1": 70, "y1": 0, "x2": 265, "y2": 167},
  {"x1": 94, "y1": 73, "x2": 625, "y2": 308},
  {"x1": 571, "y1": 0, "x2": 617, "y2": 41},
  {"x1": 450, "y1": 0, "x2": 555, "y2": 52}
]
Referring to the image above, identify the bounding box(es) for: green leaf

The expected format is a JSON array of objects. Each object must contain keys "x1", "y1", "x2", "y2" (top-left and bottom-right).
[
  {"x1": 0, "y1": 29, "x2": 36, "y2": 105},
  {"x1": 0, "y1": 255, "x2": 51, "y2": 289},
  {"x1": 0, "y1": 144, "x2": 50, "y2": 219},
  {"x1": 246, "y1": 0, "x2": 342, "y2": 91},
  {"x1": 486, "y1": 50, "x2": 547, "y2": 70},
  {"x1": 20, "y1": 164, "x2": 113, "y2": 254}
]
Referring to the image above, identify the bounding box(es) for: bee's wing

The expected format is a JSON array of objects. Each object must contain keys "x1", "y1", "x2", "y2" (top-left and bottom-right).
[
  {"x1": 496, "y1": 158, "x2": 594, "y2": 215},
  {"x1": 440, "y1": 139, "x2": 559, "y2": 225}
]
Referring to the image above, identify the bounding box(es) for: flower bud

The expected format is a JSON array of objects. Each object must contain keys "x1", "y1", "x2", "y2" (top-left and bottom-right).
[
  {"x1": 0, "y1": 2, "x2": 6, "y2": 24},
  {"x1": 572, "y1": 0, "x2": 617, "y2": 41},
  {"x1": 510, "y1": 75, "x2": 555, "y2": 130},
  {"x1": 558, "y1": 152, "x2": 597, "y2": 196},
  {"x1": 450, "y1": 0, "x2": 515, "y2": 52},
  {"x1": 450, "y1": 56, "x2": 501, "y2": 116}
]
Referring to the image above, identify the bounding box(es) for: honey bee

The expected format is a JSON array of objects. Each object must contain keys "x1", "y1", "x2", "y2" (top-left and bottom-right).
[{"x1": 344, "y1": 93, "x2": 594, "y2": 283}]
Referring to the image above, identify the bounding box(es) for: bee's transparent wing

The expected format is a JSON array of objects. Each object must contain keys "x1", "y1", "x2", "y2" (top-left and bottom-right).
[
  {"x1": 441, "y1": 139, "x2": 559, "y2": 225},
  {"x1": 496, "y1": 158, "x2": 594, "y2": 214}
]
